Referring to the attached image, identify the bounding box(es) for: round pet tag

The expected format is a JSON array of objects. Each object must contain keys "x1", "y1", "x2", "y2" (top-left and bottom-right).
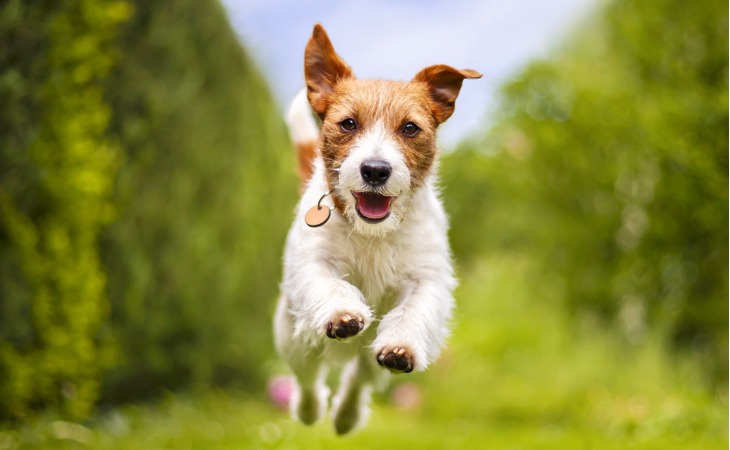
[{"x1": 305, "y1": 205, "x2": 331, "y2": 227}]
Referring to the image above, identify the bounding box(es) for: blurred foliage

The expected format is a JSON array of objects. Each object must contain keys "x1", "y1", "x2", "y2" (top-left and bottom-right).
[
  {"x1": 4, "y1": 259, "x2": 727, "y2": 449},
  {"x1": 0, "y1": 0, "x2": 130, "y2": 419},
  {"x1": 443, "y1": 0, "x2": 728, "y2": 383},
  {"x1": 100, "y1": 0, "x2": 297, "y2": 402},
  {"x1": 1, "y1": 0, "x2": 297, "y2": 419}
]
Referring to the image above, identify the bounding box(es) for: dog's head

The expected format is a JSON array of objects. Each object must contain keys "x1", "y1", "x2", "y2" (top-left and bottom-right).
[{"x1": 305, "y1": 24, "x2": 481, "y2": 236}]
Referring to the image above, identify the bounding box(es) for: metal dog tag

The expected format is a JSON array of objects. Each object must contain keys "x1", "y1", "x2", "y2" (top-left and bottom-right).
[
  {"x1": 305, "y1": 190, "x2": 335, "y2": 227},
  {"x1": 305, "y1": 205, "x2": 331, "y2": 227}
]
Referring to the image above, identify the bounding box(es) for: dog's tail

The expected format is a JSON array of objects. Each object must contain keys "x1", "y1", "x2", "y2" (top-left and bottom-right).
[{"x1": 286, "y1": 88, "x2": 319, "y2": 191}]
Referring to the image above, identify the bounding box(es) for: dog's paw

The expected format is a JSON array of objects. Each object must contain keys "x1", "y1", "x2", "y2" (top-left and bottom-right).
[
  {"x1": 326, "y1": 313, "x2": 365, "y2": 339},
  {"x1": 376, "y1": 346, "x2": 414, "y2": 373}
]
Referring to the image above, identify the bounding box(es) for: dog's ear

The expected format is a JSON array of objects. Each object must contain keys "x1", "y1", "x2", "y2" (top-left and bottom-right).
[
  {"x1": 413, "y1": 65, "x2": 482, "y2": 124},
  {"x1": 304, "y1": 24, "x2": 353, "y2": 119}
]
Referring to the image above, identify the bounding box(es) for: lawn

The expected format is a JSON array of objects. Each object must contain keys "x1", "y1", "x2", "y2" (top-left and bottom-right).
[{"x1": 4, "y1": 258, "x2": 726, "y2": 449}]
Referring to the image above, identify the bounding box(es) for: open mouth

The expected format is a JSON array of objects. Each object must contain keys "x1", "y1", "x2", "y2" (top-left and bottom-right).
[{"x1": 353, "y1": 191, "x2": 395, "y2": 223}]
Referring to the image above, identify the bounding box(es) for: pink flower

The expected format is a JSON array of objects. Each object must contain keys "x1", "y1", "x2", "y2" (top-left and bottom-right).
[
  {"x1": 267, "y1": 375, "x2": 294, "y2": 410},
  {"x1": 391, "y1": 383, "x2": 422, "y2": 411}
]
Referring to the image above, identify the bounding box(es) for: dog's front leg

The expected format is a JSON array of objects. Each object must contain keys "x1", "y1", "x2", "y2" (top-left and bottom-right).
[
  {"x1": 372, "y1": 276, "x2": 455, "y2": 373},
  {"x1": 278, "y1": 259, "x2": 373, "y2": 425},
  {"x1": 285, "y1": 262, "x2": 373, "y2": 345}
]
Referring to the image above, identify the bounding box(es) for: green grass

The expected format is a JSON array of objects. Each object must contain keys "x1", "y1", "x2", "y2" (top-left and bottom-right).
[{"x1": 3, "y1": 257, "x2": 727, "y2": 449}]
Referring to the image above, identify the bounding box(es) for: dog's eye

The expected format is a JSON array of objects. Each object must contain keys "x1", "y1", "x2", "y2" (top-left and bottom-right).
[
  {"x1": 401, "y1": 122, "x2": 420, "y2": 138},
  {"x1": 339, "y1": 118, "x2": 358, "y2": 132}
]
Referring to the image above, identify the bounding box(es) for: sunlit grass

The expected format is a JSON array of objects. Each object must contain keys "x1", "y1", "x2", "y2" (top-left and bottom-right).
[
  {"x1": 425, "y1": 258, "x2": 727, "y2": 445},
  {"x1": 4, "y1": 257, "x2": 726, "y2": 449}
]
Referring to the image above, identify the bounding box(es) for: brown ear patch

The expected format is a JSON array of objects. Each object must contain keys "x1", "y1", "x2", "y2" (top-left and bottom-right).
[
  {"x1": 413, "y1": 65, "x2": 482, "y2": 124},
  {"x1": 304, "y1": 24, "x2": 354, "y2": 119}
]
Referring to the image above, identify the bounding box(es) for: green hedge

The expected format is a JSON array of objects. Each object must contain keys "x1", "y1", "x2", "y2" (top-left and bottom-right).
[
  {"x1": 100, "y1": 0, "x2": 298, "y2": 402},
  {"x1": 1, "y1": 0, "x2": 298, "y2": 418},
  {"x1": 0, "y1": 0, "x2": 130, "y2": 419},
  {"x1": 443, "y1": 0, "x2": 727, "y2": 382}
]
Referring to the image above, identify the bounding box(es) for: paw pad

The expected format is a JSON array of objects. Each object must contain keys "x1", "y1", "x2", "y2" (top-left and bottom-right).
[
  {"x1": 326, "y1": 314, "x2": 365, "y2": 339},
  {"x1": 376, "y1": 347, "x2": 414, "y2": 373}
]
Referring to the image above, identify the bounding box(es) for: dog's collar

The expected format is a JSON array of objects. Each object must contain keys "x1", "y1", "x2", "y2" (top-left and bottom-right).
[{"x1": 305, "y1": 190, "x2": 335, "y2": 227}]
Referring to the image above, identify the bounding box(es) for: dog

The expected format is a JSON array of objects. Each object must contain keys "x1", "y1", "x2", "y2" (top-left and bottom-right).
[{"x1": 274, "y1": 23, "x2": 481, "y2": 434}]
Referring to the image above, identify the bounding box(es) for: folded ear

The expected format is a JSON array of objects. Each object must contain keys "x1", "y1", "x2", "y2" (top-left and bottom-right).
[
  {"x1": 304, "y1": 24, "x2": 353, "y2": 119},
  {"x1": 413, "y1": 65, "x2": 482, "y2": 124}
]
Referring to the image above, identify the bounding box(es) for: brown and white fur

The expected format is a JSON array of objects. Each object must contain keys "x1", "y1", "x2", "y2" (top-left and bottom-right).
[{"x1": 274, "y1": 24, "x2": 481, "y2": 434}]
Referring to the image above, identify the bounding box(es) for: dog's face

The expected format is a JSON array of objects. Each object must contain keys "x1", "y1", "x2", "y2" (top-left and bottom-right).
[{"x1": 305, "y1": 24, "x2": 481, "y2": 236}]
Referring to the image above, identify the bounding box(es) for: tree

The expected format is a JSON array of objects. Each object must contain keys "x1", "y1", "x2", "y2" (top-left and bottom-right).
[{"x1": 443, "y1": 0, "x2": 728, "y2": 383}]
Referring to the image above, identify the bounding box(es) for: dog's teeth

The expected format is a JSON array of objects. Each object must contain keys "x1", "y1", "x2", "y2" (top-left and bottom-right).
[{"x1": 396, "y1": 348, "x2": 406, "y2": 355}]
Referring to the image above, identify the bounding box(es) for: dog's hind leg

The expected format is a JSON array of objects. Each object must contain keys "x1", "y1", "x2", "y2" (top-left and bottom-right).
[
  {"x1": 331, "y1": 352, "x2": 381, "y2": 435},
  {"x1": 289, "y1": 358, "x2": 329, "y2": 425},
  {"x1": 275, "y1": 294, "x2": 330, "y2": 425}
]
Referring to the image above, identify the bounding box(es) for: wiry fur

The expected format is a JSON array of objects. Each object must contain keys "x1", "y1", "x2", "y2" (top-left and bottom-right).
[{"x1": 275, "y1": 24, "x2": 481, "y2": 434}]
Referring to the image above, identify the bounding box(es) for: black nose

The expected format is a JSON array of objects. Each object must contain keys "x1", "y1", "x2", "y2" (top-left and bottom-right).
[{"x1": 360, "y1": 160, "x2": 392, "y2": 186}]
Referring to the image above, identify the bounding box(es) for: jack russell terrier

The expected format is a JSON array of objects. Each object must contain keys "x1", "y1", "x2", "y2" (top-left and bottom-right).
[{"x1": 274, "y1": 23, "x2": 481, "y2": 434}]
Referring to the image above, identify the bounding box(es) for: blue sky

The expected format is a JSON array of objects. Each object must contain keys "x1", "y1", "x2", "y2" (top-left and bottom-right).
[{"x1": 221, "y1": 0, "x2": 602, "y2": 147}]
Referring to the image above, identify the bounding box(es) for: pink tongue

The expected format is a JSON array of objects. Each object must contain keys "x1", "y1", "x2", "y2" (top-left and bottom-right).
[{"x1": 355, "y1": 192, "x2": 393, "y2": 219}]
